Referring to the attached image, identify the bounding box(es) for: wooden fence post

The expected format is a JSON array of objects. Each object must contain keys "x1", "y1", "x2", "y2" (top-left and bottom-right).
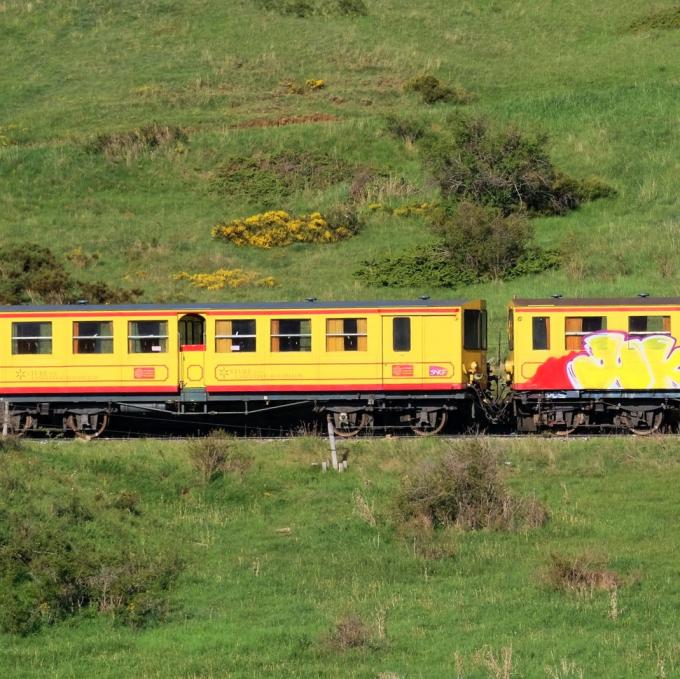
[{"x1": 326, "y1": 414, "x2": 339, "y2": 471}]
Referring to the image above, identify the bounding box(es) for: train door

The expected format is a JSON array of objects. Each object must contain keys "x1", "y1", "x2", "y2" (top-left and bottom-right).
[
  {"x1": 178, "y1": 314, "x2": 206, "y2": 389},
  {"x1": 381, "y1": 315, "x2": 423, "y2": 387}
]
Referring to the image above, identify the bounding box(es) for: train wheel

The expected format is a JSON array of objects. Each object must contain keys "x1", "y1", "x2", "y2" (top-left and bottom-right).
[
  {"x1": 554, "y1": 412, "x2": 588, "y2": 437},
  {"x1": 628, "y1": 410, "x2": 663, "y2": 436},
  {"x1": 410, "y1": 409, "x2": 447, "y2": 436},
  {"x1": 65, "y1": 413, "x2": 109, "y2": 441},
  {"x1": 331, "y1": 411, "x2": 368, "y2": 438}
]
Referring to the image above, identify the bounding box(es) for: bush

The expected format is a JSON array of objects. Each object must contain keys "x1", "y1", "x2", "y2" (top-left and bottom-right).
[
  {"x1": 86, "y1": 124, "x2": 187, "y2": 161},
  {"x1": 421, "y1": 116, "x2": 615, "y2": 215},
  {"x1": 0, "y1": 436, "x2": 24, "y2": 454},
  {"x1": 209, "y1": 151, "x2": 354, "y2": 207},
  {"x1": 629, "y1": 7, "x2": 680, "y2": 32},
  {"x1": 188, "y1": 430, "x2": 252, "y2": 483},
  {"x1": 355, "y1": 202, "x2": 559, "y2": 286},
  {"x1": 405, "y1": 75, "x2": 472, "y2": 105},
  {"x1": 395, "y1": 439, "x2": 548, "y2": 531},
  {"x1": 385, "y1": 115, "x2": 427, "y2": 143},
  {"x1": 433, "y1": 202, "x2": 534, "y2": 279},
  {"x1": 542, "y1": 553, "x2": 620, "y2": 594},
  {"x1": 174, "y1": 268, "x2": 277, "y2": 290},
  {"x1": 255, "y1": 0, "x2": 367, "y2": 17},
  {"x1": 0, "y1": 244, "x2": 142, "y2": 305},
  {"x1": 0, "y1": 467, "x2": 181, "y2": 634},
  {"x1": 356, "y1": 247, "x2": 462, "y2": 287},
  {"x1": 212, "y1": 209, "x2": 360, "y2": 248},
  {"x1": 326, "y1": 613, "x2": 378, "y2": 651}
]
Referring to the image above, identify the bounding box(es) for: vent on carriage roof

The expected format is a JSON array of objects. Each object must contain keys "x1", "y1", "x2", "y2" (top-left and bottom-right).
[
  {"x1": 638, "y1": 292, "x2": 650, "y2": 298},
  {"x1": 419, "y1": 295, "x2": 430, "y2": 300},
  {"x1": 305, "y1": 297, "x2": 317, "y2": 303},
  {"x1": 551, "y1": 294, "x2": 563, "y2": 299}
]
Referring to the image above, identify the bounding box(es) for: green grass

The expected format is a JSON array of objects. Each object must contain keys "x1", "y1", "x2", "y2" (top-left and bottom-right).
[
  {"x1": 1, "y1": 0, "x2": 679, "y2": 325},
  {"x1": 2, "y1": 436, "x2": 680, "y2": 677},
  {"x1": 2, "y1": 5, "x2": 680, "y2": 669}
]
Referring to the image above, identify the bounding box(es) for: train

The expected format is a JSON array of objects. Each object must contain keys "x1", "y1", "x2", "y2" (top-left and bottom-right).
[{"x1": 1, "y1": 296, "x2": 678, "y2": 437}]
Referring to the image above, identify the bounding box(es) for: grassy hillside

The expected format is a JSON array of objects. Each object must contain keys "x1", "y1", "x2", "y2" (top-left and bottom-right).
[
  {"x1": 1, "y1": 0, "x2": 679, "y2": 327},
  {"x1": 3, "y1": 436, "x2": 680, "y2": 677}
]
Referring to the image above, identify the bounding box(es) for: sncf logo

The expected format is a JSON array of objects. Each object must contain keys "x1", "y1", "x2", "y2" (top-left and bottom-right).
[{"x1": 428, "y1": 365, "x2": 448, "y2": 377}]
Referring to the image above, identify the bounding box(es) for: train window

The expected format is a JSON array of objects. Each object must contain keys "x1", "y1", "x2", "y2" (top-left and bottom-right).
[
  {"x1": 464, "y1": 309, "x2": 487, "y2": 350},
  {"x1": 393, "y1": 317, "x2": 411, "y2": 352},
  {"x1": 215, "y1": 319, "x2": 256, "y2": 352},
  {"x1": 128, "y1": 321, "x2": 168, "y2": 353},
  {"x1": 628, "y1": 316, "x2": 671, "y2": 336},
  {"x1": 73, "y1": 321, "x2": 113, "y2": 354},
  {"x1": 326, "y1": 318, "x2": 367, "y2": 352},
  {"x1": 12, "y1": 322, "x2": 52, "y2": 355},
  {"x1": 507, "y1": 309, "x2": 514, "y2": 352},
  {"x1": 271, "y1": 319, "x2": 311, "y2": 352},
  {"x1": 565, "y1": 316, "x2": 606, "y2": 350},
  {"x1": 532, "y1": 317, "x2": 550, "y2": 350}
]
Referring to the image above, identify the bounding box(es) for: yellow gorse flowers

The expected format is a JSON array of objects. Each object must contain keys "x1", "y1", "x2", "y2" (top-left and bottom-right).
[
  {"x1": 174, "y1": 269, "x2": 277, "y2": 290},
  {"x1": 211, "y1": 210, "x2": 354, "y2": 248}
]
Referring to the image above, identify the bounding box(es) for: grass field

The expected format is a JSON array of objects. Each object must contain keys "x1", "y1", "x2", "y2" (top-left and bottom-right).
[
  {"x1": 2, "y1": 2, "x2": 680, "y2": 675},
  {"x1": 2, "y1": 435, "x2": 680, "y2": 677},
  {"x1": 1, "y1": 0, "x2": 679, "y2": 325}
]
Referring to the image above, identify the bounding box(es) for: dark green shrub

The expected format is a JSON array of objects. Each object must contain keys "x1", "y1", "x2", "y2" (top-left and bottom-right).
[
  {"x1": 433, "y1": 201, "x2": 533, "y2": 279},
  {"x1": 333, "y1": 0, "x2": 368, "y2": 17},
  {"x1": 0, "y1": 436, "x2": 24, "y2": 454},
  {"x1": 549, "y1": 173, "x2": 617, "y2": 214},
  {"x1": 324, "y1": 204, "x2": 363, "y2": 235},
  {"x1": 0, "y1": 468, "x2": 181, "y2": 635},
  {"x1": 86, "y1": 124, "x2": 187, "y2": 160},
  {"x1": 355, "y1": 202, "x2": 559, "y2": 286},
  {"x1": 385, "y1": 115, "x2": 427, "y2": 143},
  {"x1": 356, "y1": 247, "x2": 463, "y2": 287},
  {"x1": 395, "y1": 439, "x2": 548, "y2": 531},
  {"x1": 629, "y1": 7, "x2": 680, "y2": 32},
  {"x1": 421, "y1": 116, "x2": 615, "y2": 215},
  {"x1": 112, "y1": 490, "x2": 142, "y2": 515},
  {"x1": 0, "y1": 244, "x2": 142, "y2": 305},
  {"x1": 209, "y1": 151, "x2": 354, "y2": 207},
  {"x1": 405, "y1": 75, "x2": 472, "y2": 105},
  {"x1": 255, "y1": 0, "x2": 367, "y2": 17}
]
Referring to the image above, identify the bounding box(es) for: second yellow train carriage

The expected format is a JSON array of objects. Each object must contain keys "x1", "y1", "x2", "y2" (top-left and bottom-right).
[
  {"x1": 506, "y1": 297, "x2": 680, "y2": 434},
  {"x1": 0, "y1": 298, "x2": 488, "y2": 437}
]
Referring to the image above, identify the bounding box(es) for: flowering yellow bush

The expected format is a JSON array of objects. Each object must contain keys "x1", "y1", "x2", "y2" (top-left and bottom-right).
[
  {"x1": 174, "y1": 269, "x2": 277, "y2": 290},
  {"x1": 211, "y1": 210, "x2": 355, "y2": 248},
  {"x1": 284, "y1": 78, "x2": 326, "y2": 94},
  {"x1": 305, "y1": 79, "x2": 325, "y2": 90}
]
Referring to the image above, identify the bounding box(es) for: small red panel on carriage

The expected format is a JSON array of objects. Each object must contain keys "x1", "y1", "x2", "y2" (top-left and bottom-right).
[
  {"x1": 133, "y1": 367, "x2": 156, "y2": 379},
  {"x1": 391, "y1": 364, "x2": 414, "y2": 377}
]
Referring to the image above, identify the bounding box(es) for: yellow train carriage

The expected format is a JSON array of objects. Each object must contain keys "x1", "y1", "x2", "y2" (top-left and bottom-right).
[
  {"x1": 0, "y1": 299, "x2": 487, "y2": 436},
  {"x1": 507, "y1": 297, "x2": 680, "y2": 433}
]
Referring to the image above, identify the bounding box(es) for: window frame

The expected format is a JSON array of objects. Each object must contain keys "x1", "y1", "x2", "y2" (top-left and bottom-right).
[
  {"x1": 393, "y1": 317, "x2": 411, "y2": 352},
  {"x1": 72, "y1": 320, "x2": 114, "y2": 354},
  {"x1": 215, "y1": 319, "x2": 257, "y2": 353},
  {"x1": 565, "y1": 316, "x2": 607, "y2": 350},
  {"x1": 532, "y1": 316, "x2": 550, "y2": 351},
  {"x1": 463, "y1": 309, "x2": 488, "y2": 351},
  {"x1": 270, "y1": 318, "x2": 312, "y2": 352},
  {"x1": 628, "y1": 315, "x2": 671, "y2": 337},
  {"x1": 12, "y1": 321, "x2": 53, "y2": 355},
  {"x1": 127, "y1": 320, "x2": 169, "y2": 354},
  {"x1": 326, "y1": 318, "x2": 367, "y2": 352}
]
